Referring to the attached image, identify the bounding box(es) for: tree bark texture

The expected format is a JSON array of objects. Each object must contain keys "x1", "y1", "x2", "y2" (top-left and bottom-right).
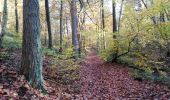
[
  {"x1": 45, "y1": 0, "x2": 52, "y2": 48},
  {"x1": 0, "y1": 0, "x2": 8, "y2": 48},
  {"x1": 112, "y1": 0, "x2": 117, "y2": 33},
  {"x1": 21, "y1": 0, "x2": 44, "y2": 90},
  {"x1": 70, "y1": 0, "x2": 80, "y2": 58},
  {"x1": 59, "y1": 0, "x2": 63, "y2": 52},
  {"x1": 15, "y1": 0, "x2": 19, "y2": 33}
]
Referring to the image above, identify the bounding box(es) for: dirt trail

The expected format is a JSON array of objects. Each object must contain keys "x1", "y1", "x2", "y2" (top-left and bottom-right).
[{"x1": 80, "y1": 52, "x2": 170, "y2": 99}]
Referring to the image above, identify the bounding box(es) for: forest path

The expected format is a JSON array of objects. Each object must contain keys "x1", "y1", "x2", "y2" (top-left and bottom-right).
[{"x1": 80, "y1": 51, "x2": 170, "y2": 99}]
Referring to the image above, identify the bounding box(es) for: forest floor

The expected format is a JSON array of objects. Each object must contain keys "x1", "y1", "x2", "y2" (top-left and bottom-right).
[
  {"x1": 80, "y1": 51, "x2": 170, "y2": 99},
  {"x1": 1, "y1": 49, "x2": 170, "y2": 99}
]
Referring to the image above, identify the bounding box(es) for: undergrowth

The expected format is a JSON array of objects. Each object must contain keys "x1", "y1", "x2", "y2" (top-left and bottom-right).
[
  {"x1": 117, "y1": 56, "x2": 170, "y2": 89},
  {"x1": 1, "y1": 33, "x2": 82, "y2": 94},
  {"x1": 2, "y1": 32, "x2": 22, "y2": 49}
]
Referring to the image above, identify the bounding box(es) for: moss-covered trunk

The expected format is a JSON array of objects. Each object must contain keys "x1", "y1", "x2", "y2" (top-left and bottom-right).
[
  {"x1": 20, "y1": 0, "x2": 44, "y2": 90},
  {"x1": 0, "y1": 0, "x2": 8, "y2": 48}
]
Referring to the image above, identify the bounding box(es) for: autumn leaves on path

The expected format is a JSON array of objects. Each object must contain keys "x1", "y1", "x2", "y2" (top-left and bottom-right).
[{"x1": 80, "y1": 52, "x2": 170, "y2": 99}]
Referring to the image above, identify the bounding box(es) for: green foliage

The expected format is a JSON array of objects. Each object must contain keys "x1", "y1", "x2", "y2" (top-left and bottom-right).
[
  {"x1": 43, "y1": 48, "x2": 58, "y2": 57},
  {"x1": 131, "y1": 68, "x2": 153, "y2": 81},
  {"x1": 2, "y1": 32, "x2": 22, "y2": 49},
  {"x1": 99, "y1": 32, "x2": 118, "y2": 61},
  {"x1": 43, "y1": 46, "x2": 85, "y2": 61},
  {"x1": 63, "y1": 47, "x2": 75, "y2": 58},
  {"x1": 97, "y1": 0, "x2": 170, "y2": 87},
  {"x1": 0, "y1": 50, "x2": 10, "y2": 60},
  {"x1": 43, "y1": 46, "x2": 81, "y2": 86},
  {"x1": 131, "y1": 68, "x2": 170, "y2": 88}
]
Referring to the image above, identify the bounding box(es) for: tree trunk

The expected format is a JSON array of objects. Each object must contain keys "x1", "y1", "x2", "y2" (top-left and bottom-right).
[
  {"x1": 101, "y1": 0, "x2": 105, "y2": 29},
  {"x1": 15, "y1": 0, "x2": 19, "y2": 33},
  {"x1": 65, "y1": 17, "x2": 69, "y2": 37},
  {"x1": 44, "y1": 24, "x2": 47, "y2": 46},
  {"x1": 45, "y1": 0, "x2": 52, "y2": 48},
  {"x1": 160, "y1": 12, "x2": 165, "y2": 22},
  {"x1": 141, "y1": 0, "x2": 157, "y2": 24},
  {"x1": 20, "y1": 0, "x2": 44, "y2": 90},
  {"x1": 59, "y1": 0, "x2": 63, "y2": 52},
  {"x1": 118, "y1": 0, "x2": 124, "y2": 32},
  {"x1": 65, "y1": 17, "x2": 70, "y2": 48},
  {"x1": 0, "y1": 13, "x2": 1, "y2": 35},
  {"x1": 100, "y1": 0, "x2": 106, "y2": 49},
  {"x1": 112, "y1": 0, "x2": 117, "y2": 33},
  {"x1": 70, "y1": 0, "x2": 80, "y2": 59},
  {"x1": 164, "y1": 9, "x2": 170, "y2": 21},
  {"x1": 0, "y1": 0, "x2": 8, "y2": 48}
]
